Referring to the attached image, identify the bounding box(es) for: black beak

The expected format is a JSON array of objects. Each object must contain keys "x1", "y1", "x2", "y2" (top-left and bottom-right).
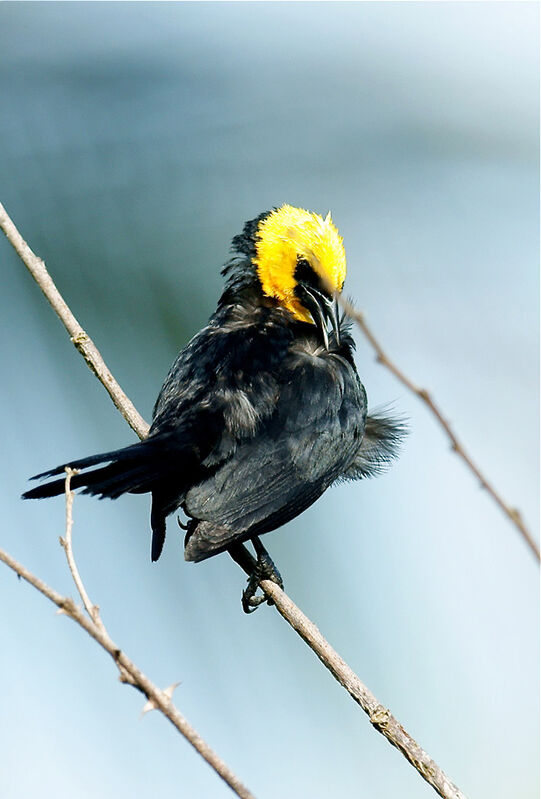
[{"x1": 298, "y1": 285, "x2": 341, "y2": 350}]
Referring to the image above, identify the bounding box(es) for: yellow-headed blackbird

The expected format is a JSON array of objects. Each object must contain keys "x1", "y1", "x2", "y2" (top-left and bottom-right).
[{"x1": 23, "y1": 205, "x2": 403, "y2": 610}]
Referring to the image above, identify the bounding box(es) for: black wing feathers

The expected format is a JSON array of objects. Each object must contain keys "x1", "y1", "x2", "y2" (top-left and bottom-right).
[{"x1": 184, "y1": 346, "x2": 367, "y2": 560}]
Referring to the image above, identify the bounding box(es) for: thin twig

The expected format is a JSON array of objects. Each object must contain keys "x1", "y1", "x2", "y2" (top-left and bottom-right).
[
  {"x1": 59, "y1": 468, "x2": 105, "y2": 631},
  {"x1": 2, "y1": 200, "x2": 468, "y2": 798},
  {"x1": 0, "y1": 201, "x2": 149, "y2": 440},
  {"x1": 59, "y1": 468, "x2": 134, "y2": 684},
  {"x1": 338, "y1": 296, "x2": 540, "y2": 563},
  {"x1": 0, "y1": 545, "x2": 256, "y2": 799}
]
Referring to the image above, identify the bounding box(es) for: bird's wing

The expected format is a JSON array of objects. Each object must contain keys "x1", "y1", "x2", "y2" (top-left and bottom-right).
[
  {"x1": 183, "y1": 351, "x2": 367, "y2": 560},
  {"x1": 148, "y1": 309, "x2": 296, "y2": 560}
]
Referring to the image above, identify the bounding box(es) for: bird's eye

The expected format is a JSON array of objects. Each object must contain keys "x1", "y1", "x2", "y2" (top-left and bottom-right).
[
  {"x1": 294, "y1": 257, "x2": 329, "y2": 298},
  {"x1": 295, "y1": 258, "x2": 318, "y2": 288}
]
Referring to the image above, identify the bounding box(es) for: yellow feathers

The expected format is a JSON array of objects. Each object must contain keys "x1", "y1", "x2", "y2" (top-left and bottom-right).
[{"x1": 254, "y1": 205, "x2": 347, "y2": 323}]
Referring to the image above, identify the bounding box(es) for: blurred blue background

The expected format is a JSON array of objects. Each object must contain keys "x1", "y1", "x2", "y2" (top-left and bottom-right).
[{"x1": 0, "y1": 3, "x2": 538, "y2": 798}]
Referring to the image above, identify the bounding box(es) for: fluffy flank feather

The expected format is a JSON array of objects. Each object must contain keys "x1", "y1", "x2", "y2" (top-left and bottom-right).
[{"x1": 341, "y1": 408, "x2": 408, "y2": 480}]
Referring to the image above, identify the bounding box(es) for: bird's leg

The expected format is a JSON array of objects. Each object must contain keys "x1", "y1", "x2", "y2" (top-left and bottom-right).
[
  {"x1": 227, "y1": 537, "x2": 284, "y2": 614},
  {"x1": 242, "y1": 537, "x2": 283, "y2": 612},
  {"x1": 252, "y1": 535, "x2": 283, "y2": 588}
]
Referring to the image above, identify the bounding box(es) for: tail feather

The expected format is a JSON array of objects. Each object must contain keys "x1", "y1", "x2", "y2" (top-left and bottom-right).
[
  {"x1": 22, "y1": 439, "x2": 168, "y2": 501},
  {"x1": 23, "y1": 477, "x2": 73, "y2": 500},
  {"x1": 80, "y1": 463, "x2": 161, "y2": 499},
  {"x1": 151, "y1": 503, "x2": 167, "y2": 562},
  {"x1": 29, "y1": 442, "x2": 151, "y2": 481},
  {"x1": 22, "y1": 433, "x2": 196, "y2": 563}
]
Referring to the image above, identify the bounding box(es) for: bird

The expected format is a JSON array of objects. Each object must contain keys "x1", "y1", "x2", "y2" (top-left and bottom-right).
[{"x1": 23, "y1": 204, "x2": 404, "y2": 611}]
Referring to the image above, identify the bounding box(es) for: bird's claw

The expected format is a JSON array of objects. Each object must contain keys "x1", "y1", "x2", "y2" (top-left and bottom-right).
[
  {"x1": 242, "y1": 591, "x2": 267, "y2": 613},
  {"x1": 241, "y1": 548, "x2": 283, "y2": 614}
]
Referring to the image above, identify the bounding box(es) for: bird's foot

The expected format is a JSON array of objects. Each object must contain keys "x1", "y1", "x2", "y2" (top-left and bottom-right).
[
  {"x1": 242, "y1": 539, "x2": 283, "y2": 614},
  {"x1": 176, "y1": 515, "x2": 189, "y2": 531}
]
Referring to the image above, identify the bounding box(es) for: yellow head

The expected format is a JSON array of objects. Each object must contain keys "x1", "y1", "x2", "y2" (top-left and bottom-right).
[{"x1": 254, "y1": 205, "x2": 347, "y2": 323}]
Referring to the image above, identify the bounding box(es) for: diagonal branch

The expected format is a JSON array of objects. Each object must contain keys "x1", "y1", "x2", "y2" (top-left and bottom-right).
[
  {"x1": 2, "y1": 200, "x2": 467, "y2": 799},
  {"x1": 229, "y1": 546, "x2": 466, "y2": 799},
  {"x1": 0, "y1": 201, "x2": 148, "y2": 440},
  {"x1": 0, "y1": 543, "x2": 256, "y2": 799},
  {"x1": 337, "y1": 295, "x2": 539, "y2": 563}
]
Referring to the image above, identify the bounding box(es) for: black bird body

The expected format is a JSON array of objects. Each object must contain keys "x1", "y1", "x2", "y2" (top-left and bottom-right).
[{"x1": 24, "y1": 205, "x2": 402, "y2": 602}]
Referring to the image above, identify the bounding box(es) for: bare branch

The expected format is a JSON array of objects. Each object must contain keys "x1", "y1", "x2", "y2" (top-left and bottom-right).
[
  {"x1": 265, "y1": 579, "x2": 465, "y2": 797},
  {"x1": 59, "y1": 468, "x2": 105, "y2": 630},
  {"x1": 142, "y1": 682, "x2": 181, "y2": 716},
  {"x1": 2, "y1": 200, "x2": 469, "y2": 798},
  {"x1": 231, "y1": 547, "x2": 467, "y2": 799},
  {"x1": 59, "y1": 468, "x2": 136, "y2": 685},
  {"x1": 0, "y1": 201, "x2": 149, "y2": 440},
  {"x1": 338, "y1": 296, "x2": 540, "y2": 563},
  {"x1": 0, "y1": 545, "x2": 256, "y2": 799}
]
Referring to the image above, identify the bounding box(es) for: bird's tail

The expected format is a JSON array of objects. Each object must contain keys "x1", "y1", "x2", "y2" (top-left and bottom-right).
[{"x1": 22, "y1": 439, "x2": 165, "y2": 501}]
